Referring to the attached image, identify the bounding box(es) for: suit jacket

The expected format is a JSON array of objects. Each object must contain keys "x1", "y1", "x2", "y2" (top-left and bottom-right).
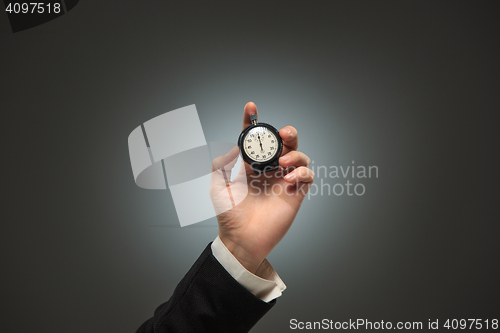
[{"x1": 136, "y1": 243, "x2": 276, "y2": 332}]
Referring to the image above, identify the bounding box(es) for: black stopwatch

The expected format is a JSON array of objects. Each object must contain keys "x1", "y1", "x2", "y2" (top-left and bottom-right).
[{"x1": 238, "y1": 114, "x2": 283, "y2": 174}]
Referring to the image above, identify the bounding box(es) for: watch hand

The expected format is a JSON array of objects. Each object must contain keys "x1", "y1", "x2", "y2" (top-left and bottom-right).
[{"x1": 257, "y1": 134, "x2": 263, "y2": 149}]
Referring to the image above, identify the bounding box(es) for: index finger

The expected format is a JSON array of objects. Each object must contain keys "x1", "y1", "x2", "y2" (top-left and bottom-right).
[{"x1": 242, "y1": 102, "x2": 258, "y2": 130}]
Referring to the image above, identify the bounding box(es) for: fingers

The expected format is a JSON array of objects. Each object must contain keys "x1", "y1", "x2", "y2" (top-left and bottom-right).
[
  {"x1": 212, "y1": 146, "x2": 239, "y2": 172},
  {"x1": 242, "y1": 102, "x2": 258, "y2": 130},
  {"x1": 279, "y1": 126, "x2": 298, "y2": 154},
  {"x1": 284, "y1": 166, "x2": 315, "y2": 183},
  {"x1": 279, "y1": 151, "x2": 311, "y2": 168}
]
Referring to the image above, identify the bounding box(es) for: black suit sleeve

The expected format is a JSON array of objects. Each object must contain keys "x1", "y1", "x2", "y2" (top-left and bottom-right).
[{"x1": 136, "y1": 242, "x2": 276, "y2": 333}]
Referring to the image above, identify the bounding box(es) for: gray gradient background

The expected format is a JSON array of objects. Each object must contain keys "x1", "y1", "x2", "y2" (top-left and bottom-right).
[{"x1": 1, "y1": 1, "x2": 499, "y2": 332}]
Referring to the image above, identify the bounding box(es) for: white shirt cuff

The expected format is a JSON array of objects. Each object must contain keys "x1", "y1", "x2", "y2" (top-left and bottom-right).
[{"x1": 211, "y1": 235, "x2": 286, "y2": 303}]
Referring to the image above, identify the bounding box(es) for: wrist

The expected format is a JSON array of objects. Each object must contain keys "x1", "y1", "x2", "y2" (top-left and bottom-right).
[{"x1": 218, "y1": 235, "x2": 265, "y2": 274}]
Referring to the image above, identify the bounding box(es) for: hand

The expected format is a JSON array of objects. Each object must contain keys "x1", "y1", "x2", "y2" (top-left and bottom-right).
[{"x1": 210, "y1": 102, "x2": 315, "y2": 273}]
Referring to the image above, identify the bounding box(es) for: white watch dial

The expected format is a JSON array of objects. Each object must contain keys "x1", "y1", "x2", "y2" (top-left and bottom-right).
[{"x1": 243, "y1": 126, "x2": 279, "y2": 162}]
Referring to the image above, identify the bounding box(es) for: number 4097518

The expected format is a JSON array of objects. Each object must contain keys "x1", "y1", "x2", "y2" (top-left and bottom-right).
[
  {"x1": 5, "y1": 2, "x2": 61, "y2": 14},
  {"x1": 443, "y1": 319, "x2": 498, "y2": 330}
]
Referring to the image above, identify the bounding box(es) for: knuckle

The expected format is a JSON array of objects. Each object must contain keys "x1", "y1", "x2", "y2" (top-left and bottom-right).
[
  {"x1": 299, "y1": 167, "x2": 309, "y2": 177},
  {"x1": 212, "y1": 157, "x2": 221, "y2": 169},
  {"x1": 298, "y1": 152, "x2": 310, "y2": 166}
]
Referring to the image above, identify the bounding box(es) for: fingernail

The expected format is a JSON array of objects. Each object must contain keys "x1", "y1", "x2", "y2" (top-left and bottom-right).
[
  {"x1": 287, "y1": 129, "x2": 295, "y2": 139},
  {"x1": 284, "y1": 173, "x2": 296, "y2": 181},
  {"x1": 280, "y1": 155, "x2": 291, "y2": 163}
]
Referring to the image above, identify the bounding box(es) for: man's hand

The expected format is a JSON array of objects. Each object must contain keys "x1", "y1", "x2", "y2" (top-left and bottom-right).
[{"x1": 210, "y1": 102, "x2": 314, "y2": 273}]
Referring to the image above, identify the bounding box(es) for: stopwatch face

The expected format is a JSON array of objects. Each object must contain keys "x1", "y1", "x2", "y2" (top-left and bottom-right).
[{"x1": 242, "y1": 126, "x2": 280, "y2": 162}]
